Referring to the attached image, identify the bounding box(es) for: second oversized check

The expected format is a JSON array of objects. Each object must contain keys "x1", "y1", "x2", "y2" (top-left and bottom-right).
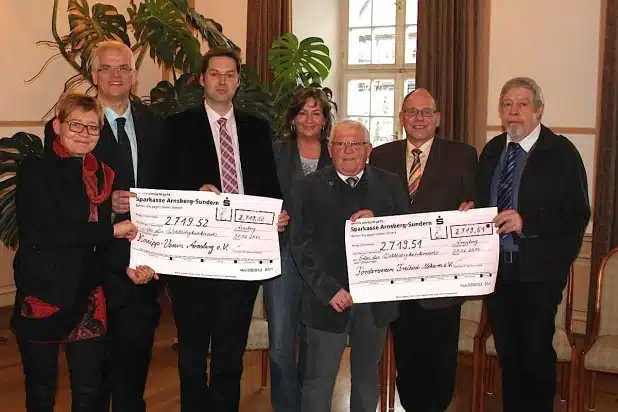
[
  {"x1": 129, "y1": 188, "x2": 282, "y2": 280},
  {"x1": 346, "y1": 207, "x2": 499, "y2": 303}
]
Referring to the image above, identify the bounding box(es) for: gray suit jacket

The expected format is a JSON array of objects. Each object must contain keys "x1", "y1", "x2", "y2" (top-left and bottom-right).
[{"x1": 290, "y1": 165, "x2": 410, "y2": 333}]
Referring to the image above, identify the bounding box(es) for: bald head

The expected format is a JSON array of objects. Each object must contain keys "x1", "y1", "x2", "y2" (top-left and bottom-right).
[{"x1": 399, "y1": 88, "x2": 441, "y2": 147}]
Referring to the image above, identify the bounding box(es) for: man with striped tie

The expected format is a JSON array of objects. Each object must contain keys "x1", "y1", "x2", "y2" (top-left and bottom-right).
[
  {"x1": 369, "y1": 88, "x2": 477, "y2": 411},
  {"x1": 160, "y1": 48, "x2": 288, "y2": 412},
  {"x1": 476, "y1": 77, "x2": 589, "y2": 412}
]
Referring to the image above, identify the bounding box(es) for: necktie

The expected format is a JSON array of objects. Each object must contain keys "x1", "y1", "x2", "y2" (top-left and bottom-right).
[
  {"x1": 217, "y1": 118, "x2": 239, "y2": 194},
  {"x1": 408, "y1": 148, "x2": 422, "y2": 203},
  {"x1": 346, "y1": 176, "x2": 359, "y2": 188},
  {"x1": 115, "y1": 117, "x2": 134, "y2": 187},
  {"x1": 497, "y1": 142, "x2": 520, "y2": 212}
]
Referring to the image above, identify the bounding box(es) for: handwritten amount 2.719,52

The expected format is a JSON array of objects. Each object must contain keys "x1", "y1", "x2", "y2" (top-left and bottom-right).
[
  {"x1": 379, "y1": 239, "x2": 422, "y2": 251},
  {"x1": 164, "y1": 216, "x2": 209, "y2": 227}
]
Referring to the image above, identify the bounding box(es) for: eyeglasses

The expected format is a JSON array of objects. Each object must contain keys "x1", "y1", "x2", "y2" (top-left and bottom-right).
[
  {"x1": 329, "y1": 141, "x2": 368, "y2": 150},
  {"x1": 206, "y1": 70, "x2": 238, "y2": 82},
  {"x1": 402, "y1": 108, "x2": 437, "y2": 118},
  {"x1": 65, "y1": 120, "x2": 101, "y2": 136},
  {"x1": 96, "y1": 65, "x2": 132, "y2": 74}
]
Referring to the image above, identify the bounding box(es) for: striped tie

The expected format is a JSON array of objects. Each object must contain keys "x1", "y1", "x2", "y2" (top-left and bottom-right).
[
  {"x1": 408, "y1": 148, "x2": 422, "y2": 203},
  {"x1": 496, "y1": 142, "x2": 520, "y2": 212},
  {"x1": 217, "y1": 118, "x2": 239, "y2": 194}
]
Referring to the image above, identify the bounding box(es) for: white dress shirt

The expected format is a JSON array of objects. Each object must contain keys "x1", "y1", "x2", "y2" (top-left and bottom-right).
[
  {"x1": 405, "y1": 137, "x2": 434, "y2": 177},
  {"x1": 336, "y1": 170, "x2": 364, "y2": 185},
  {"x1": 204, "y1": 102, "x2": 245, "y2": 194},
  {"x1": 104, "y1": 104, "x2": 138, "y2": 183}
]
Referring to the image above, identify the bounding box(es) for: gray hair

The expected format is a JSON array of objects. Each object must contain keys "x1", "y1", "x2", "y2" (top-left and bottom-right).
[
  {"x1": 499, "y1": 77, "x2": 544, "y2": 110},
  {"x1": 90, "y1": 40, "x2": 134, "y2": 71},
  {"x1": 329, "y1": 118, "x2": 371, "y2": 143}
]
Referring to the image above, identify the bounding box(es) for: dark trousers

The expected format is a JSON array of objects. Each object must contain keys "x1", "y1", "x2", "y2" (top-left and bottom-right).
[
  {"x1": 105, "y1": 296, "x2": 160, "y2": 412},
  {"x1": 168, "y1": 277, "x2": 260, "y2": 412},
  {"x1": 485, "y1": 260, "x2": 566, "y2": 412},
  {"x1": 18, "y1": 338, "x2": 107, "y2": 412},
  {"x1": 391, "y1": 301, "x2": 461, "y2": 412}
]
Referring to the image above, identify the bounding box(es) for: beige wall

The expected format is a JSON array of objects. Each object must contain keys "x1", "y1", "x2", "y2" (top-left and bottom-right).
[
  {"x1": 486, "y1": 0, "x2": 602, "y2": 331},
  {"x1": 194, "y1": 0, "x2": 248, "y2": 59},
  {"x1": 292, "y1": 0, "x2": 342, "y2": 102}
]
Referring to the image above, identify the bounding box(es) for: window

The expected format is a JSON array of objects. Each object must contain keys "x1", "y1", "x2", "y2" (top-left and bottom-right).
[{"x1": 342, "y1": 0, "x2": 418, "y2": 146}]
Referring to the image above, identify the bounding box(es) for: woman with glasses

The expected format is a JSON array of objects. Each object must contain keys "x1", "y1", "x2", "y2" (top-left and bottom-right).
[
  {"x1": 10, "y1": 91, "x2": 153, "y2": 412},
  {"x1": 264, "y1": 87, "x2": 334, "y2": 412}
]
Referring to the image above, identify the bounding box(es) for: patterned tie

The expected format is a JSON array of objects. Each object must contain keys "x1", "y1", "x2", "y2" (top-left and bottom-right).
[
  {"x1": 497, "y1": 142, "x2": 520, "y2": 212},
  {"x1": 217, "y1": 118, "x2": 239, "y2": 194},
  {"x1": 346, "y1": 176, "x2": 359, "y2": 188},
  {"x1": 115, "y1": 117, "x2": 135, "y2": 187},
  {"x1": 407, "y1": 148, "x2": 422, "y2": 203}
]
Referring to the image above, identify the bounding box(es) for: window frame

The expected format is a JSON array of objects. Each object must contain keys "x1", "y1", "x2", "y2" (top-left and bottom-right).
[{"x1": 340, "y1": 0, "x2": 418, "y2": 143}]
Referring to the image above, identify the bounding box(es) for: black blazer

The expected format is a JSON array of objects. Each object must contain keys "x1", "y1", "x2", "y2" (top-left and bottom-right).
[
  {"x1": 370, "y1": 137, "x2": 478, "y2": 308},
  {"x1": 290, "y1": 165, "x2": 409, "y2": 334},
  {"x1": 476, "y1": 124, "x2": 590, "y2": 281},
  {"x1": 272, "y1": 139, "x2": 331, "y2": 210},
  {"x1": 44, "y1": 102, "x2": 165, "y2": 307},
  {"x1": 160, "y1": 104, "x2": 282, "y2": 199},
  {"x1": 12, "y1": 154, "x2": 115, "y2": 341}
]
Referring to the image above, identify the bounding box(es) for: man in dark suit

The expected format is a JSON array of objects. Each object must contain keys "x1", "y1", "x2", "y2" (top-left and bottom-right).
[
  {"x1": 291, "y1": 119, "x2": 409, "y2": 412},
  {"x1": 161, "y1": 48, "x2": 287, "y2": 412},
  {"x1": 44, "y1": 40, "x2": 163, "y2": 412},
  {"x1": 369, "y1": 89, "x2": 477, "y2": 411},
  {"x1": 476, "y1": 77, "x2": 590, "y2": 412}
]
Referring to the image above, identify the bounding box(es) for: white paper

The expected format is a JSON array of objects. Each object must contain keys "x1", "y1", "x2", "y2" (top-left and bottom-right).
[
  {"x1": 345, "y1": 207, "x2": 499, "y2": 303},
  {"x1": 129, "y1": 188, "x2": 282, "y2": 280}
]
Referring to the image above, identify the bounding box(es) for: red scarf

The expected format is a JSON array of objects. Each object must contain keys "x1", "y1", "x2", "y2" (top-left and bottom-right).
[{"x1": 53, "y1": 138, "x2": 115, "y2": 222}]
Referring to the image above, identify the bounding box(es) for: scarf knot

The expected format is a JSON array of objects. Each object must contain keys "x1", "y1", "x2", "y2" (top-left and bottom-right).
[{"x1": 53, "y1": 138, "x2": 114, "y2": 222}]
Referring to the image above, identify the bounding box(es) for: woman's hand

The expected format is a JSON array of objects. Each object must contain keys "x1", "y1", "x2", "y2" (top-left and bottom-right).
[
  {"x1": 113, "y1": 220, "x2": 137, "y2": 240},
  {"x1": 126, "y1": 265, "x2": 159, "y2": 285}
]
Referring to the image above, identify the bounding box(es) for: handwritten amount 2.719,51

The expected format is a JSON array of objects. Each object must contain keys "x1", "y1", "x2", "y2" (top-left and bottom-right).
[{"x1": 379, "y1": 239, "x2": 422, "y2": 251}]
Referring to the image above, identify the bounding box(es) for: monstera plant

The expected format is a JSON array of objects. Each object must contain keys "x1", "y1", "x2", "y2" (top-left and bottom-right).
[{"x1": 0, "y1": 0, "x2": 332, "y2": 248}]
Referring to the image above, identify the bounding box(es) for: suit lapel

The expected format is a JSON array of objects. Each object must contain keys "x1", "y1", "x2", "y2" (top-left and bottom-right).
[
  {"x1": 130, "y1": 104, "x2": 150, "y2": 187},
  {"x1": 234, "y1": 110, "x2": 253, "y2": 179}
]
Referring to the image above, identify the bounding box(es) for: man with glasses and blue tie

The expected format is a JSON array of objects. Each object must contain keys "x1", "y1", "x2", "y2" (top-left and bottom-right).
[
  {"x1": 476, "y1": 77, "x2": 590, "y2": 412},
  {"x1": 370, "y1": 88, "x2": 477, "y2": 412},
  {"x1": 290, "y1": 119, "x2": 409, "y2": 412},
  {"x1": 44, "y1": 40, "x2": 164, "y2": 412}
]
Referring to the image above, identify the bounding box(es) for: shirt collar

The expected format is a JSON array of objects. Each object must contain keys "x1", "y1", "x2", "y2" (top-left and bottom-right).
[
  {"x1": 103, "y1": 102, "x2": 132, "y2": 124},
  {"x1": 406, "y1": 137, "x2": 434, "y2": 157},
  {"x1": 205, "y1": 101, "x2": 234, "y2": 125},
  {"x1": 336, "y1": 169, "x2": 364, "y2": 184},
  {"x1": 507, "y1": 122, "x2": 541, "y2": 152}
]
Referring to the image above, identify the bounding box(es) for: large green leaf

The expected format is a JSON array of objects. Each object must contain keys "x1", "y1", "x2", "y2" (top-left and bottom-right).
[
  {"x1": 268, "y1": 33, "x2": 331, "y2": 88},
  {"x1": 147, "y1": 73, "x2": 203, "y2": 118},
  {"x1": 167, "y1": 0, "x2": 239, "y2": 51},
  {"x1": 234, "y1": 65, "x2": 275, "y2": 134},
  {"x1": 67, "y1": 0, "x2": 130, "y2": 73},
  {"x1": 128, "y1": 0, "x2": 201, "y2": 74},
  {"x1": 0, "y1": 133, "x2": 44, "y2": 248}
]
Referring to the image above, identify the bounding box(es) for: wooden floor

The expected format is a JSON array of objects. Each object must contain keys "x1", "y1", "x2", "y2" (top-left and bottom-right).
[{"x1": 1, "y1": 303, "x2": 618, "y2": 411}]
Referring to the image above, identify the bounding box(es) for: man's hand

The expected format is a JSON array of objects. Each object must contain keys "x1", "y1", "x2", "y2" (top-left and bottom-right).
[
  {"x1": 493, "y1": 209, "x2": 523, "y2": 234},
  {"x1": 329, "y1": 288, "x2": 353, "y2": 312},
  {"x1": 277, "y1": 210, "x2": 290, "y2": 232},
  {"x1": 199, "y1": 184, "x2": 221, "y2": 194},
  {"x1": 350, "y1": 209, "x2": 375, "y2": 222},
  {"x1": 459, "y1": 201, "x2": 475, "y2": 211},
  {"x1": 112, "y1": 190, "x2": 136, "y2": 214},
  {"x1": 126, "y1": 265, "x2": 159, "y2": 285}
]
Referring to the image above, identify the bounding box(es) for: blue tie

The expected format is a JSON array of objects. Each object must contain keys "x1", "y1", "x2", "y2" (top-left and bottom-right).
[{"x1": 496, "y1": 142, "x2": 520, "y2": 212}]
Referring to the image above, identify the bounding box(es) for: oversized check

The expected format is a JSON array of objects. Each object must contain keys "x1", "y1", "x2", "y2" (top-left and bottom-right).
[
  {"x1": 345, "y1": 207, "x2": 499, "y2": 303},
  {"x1": 128, "y1": 188, "x2": 282, "y2": 280}
]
